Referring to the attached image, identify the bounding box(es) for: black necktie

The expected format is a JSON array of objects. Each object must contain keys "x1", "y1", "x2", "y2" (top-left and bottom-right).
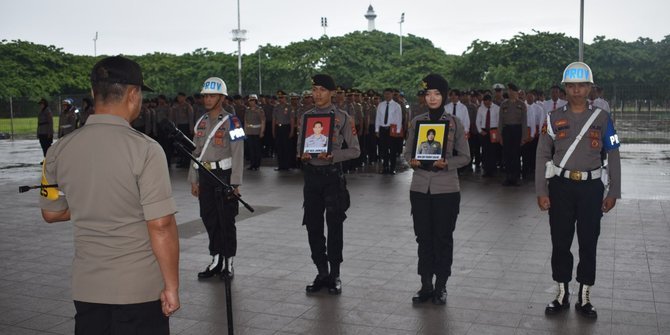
[
  {"x1": 452, "y1": 103, "x2": 457, "y2": 115},
  {"x1": 384, "y1": 101, "x2": 389, "y2": 124}
]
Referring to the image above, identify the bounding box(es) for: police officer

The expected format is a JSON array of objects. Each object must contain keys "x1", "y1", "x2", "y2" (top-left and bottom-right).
[
  {"x1": 40, "y1": 56, "x2": 180, "y2": 332},
  {"x1": 536, "y1": 62, "x2": 621, "y2": 319},
  {"x1": 189, "y1": 77, "x2": 245, "y2": 280},
  {"x1": 499, "y1": 83, "x2": 528, "y2": 186},
  {"x1": 273, "y1": 90, "x2": 294, "y2": 170},
  {"x1": 58, "y1": 98, "x2": 78, "y2": 138},
  {"x1": 172, "y1": 92, "x2": 195, "y2": 168},
  {"x1": 244, "y1": 94, "x2": 265, "y2": 170},
  {"x1": 299, "y1": 74, "x2": 360, "y2": 295},
  {"x1": 37, "y1": 98, "x2": 54, "y2": 157},
  {"x1": 405, "y1": 74, "x2": 470, "y2": 305},
  {"x1": 153, "y1": 95, "x2": 174, "y2": 166},
  {"x1": 492, "y1": 83, "x2": 505, "y2": 106}
]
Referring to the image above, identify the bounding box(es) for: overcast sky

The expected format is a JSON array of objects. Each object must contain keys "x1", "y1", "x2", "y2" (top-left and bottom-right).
[{"x1": 1, "y1": 0, "x2": 667, "y2": 57}]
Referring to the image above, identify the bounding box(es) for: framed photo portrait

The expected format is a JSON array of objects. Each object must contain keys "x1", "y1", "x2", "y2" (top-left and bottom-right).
[
  {"x1": 412, "y1": 120, "x2": 449, "y2": 162},
  {"x1": 301, "y1": 113, "x2": 334, "y2": 157}
]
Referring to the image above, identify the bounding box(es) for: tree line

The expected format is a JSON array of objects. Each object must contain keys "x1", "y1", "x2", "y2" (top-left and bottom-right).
[{"x1": 1, "y1": 30, "x2": 668, "y2": 100}]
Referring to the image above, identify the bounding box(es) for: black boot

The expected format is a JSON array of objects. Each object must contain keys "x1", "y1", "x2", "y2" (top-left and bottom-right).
[
  {"x1": 412, "y1": 275, "x2": 434, "y2": 303},
  {"x1": 328, "y1": 262, "x2": 342, "y2": 295},
  {"x1": 306, "y1": 263, "x2": 329, "y2": 293},
  {"x1": 198, "y1": 254, "x2": 223, "y2": 279},
  {"x1": 575, "y1": 283, "x2": 597, "y2": 319},
  {"x1": 432, "y1": 276, "x2": 447, "y2": 305},
  {"x1": 220, "y1": 256, "x2": 234, "y2": 280},
  {"x1": 545, "y1": 282, "x2": 570, "y2": 314}
]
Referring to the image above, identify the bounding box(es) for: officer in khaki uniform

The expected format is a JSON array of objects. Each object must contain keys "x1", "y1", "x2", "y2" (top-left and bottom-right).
[
  {"x1": 405, "y1": 74, "x2": 470, "y2": 305},
  {"x1": 37, "y1": 98, "x2": 54, "y2": 157},
  {"x1": 58, "y1": 98, "x2": 79, "y2": 138},
  {"x1": 40, "y1": 56, "x2": 180, "y2": 333},
  {"x1": 273, "y1": 90, "x2": 294, "y2": 170},
  {"x1": 189, "y1": 77, "x2": 245, "y2": 280},
  {"x1": 537, "y1": 62, "x2": 621, "y2": 319},
  {"x1": 244, "y1": 94, "x2": 265, "y2": 170},
  {"x1": 299, "y1": 74, "x2": 360, "y2": 295},
  {"x1": 499, "y1": 83, "x2": 528, "y2": 186}
]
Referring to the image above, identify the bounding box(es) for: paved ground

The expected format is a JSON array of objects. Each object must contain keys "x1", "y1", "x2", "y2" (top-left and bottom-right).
[{"x1": 1, "y1": 139, "x2": 669, "y2": 335}]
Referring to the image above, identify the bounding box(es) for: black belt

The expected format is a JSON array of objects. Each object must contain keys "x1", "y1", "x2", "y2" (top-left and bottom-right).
[
  {"x1": 303, "y1": 163, "x2": 341, "y2": 176},
  {"x1": 38, "y1": 122, "x2": 49, "y2": 125},
  {"x1": 277, "y1": 124, "x2": 290, "y2": 127}
]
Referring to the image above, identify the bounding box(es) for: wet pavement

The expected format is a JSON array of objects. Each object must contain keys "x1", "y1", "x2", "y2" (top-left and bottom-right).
[{"x1": 1, "y1": 139, "x2": 669, "y2": 335}]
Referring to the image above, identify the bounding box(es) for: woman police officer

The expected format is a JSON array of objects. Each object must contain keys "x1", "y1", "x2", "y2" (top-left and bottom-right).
[{"x1": 404, "y1": 74, "x2": 470, "y2": 305}]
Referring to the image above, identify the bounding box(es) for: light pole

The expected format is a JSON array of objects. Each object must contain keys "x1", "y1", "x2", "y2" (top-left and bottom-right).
[
  {"x1": 257, "y1": 46, "x2": 262, "y2": 94},
  {"x1": 321, "y1": 17, "x2": 328, "y2": 36},
  {"x1": 232, "y1": 0, "x2": 246, "y2": 95},
  {"x1": 93, "y1": 32, "x2": 98, "y2": 57},
  {"x1": 399, "y1": 13, "x2": 405, "y2": 56},
  {"x1": 579, "y1": 0, "x2": 584, "y2": 61}
]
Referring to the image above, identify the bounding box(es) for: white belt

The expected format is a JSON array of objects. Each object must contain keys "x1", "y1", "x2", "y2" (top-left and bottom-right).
[
  {"x1": 195, "y1": 158, "x2": 232, "y2": 170},
  {"x1": 554, "y1": 165, "x2": 602, "y2": 181},
  {"x1": 247, "y1": 124, "x2": 262, "y2": 128}
]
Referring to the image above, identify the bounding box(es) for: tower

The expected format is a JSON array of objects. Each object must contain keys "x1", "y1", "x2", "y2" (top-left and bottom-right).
[{"x1": 364, "y1": 5, "x2": 377, "y2": 32}]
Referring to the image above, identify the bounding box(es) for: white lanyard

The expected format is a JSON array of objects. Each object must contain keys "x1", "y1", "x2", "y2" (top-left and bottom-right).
[
  {"x1": 557, "y1": 108, "x2": 602, "y2": 168},
  {"x1": 196, "y1": 115, "x2": 229, "y2": 162}
]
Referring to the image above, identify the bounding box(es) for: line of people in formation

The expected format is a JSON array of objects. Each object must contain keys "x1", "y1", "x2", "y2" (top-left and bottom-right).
[
  {"x1": 39, "y1": 81, "x2": 610, "y2": 180},
  {"x1": 108, "y1": 83, "x2": 610, "y2": 181}
]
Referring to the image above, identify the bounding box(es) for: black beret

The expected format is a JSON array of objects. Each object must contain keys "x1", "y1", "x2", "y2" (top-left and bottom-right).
[
  {"x1": 311, "y1": 74, "x2": 336, "y2": 91},
  {"x1": 507, "y1": 83, "x2": 519, "y2": 92},
  {"x1": 421, "y1": 74, "x2": 449, "y2": 96}
]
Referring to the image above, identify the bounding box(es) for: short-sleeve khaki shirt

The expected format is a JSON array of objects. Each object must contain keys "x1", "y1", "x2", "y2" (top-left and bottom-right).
[{"x1": 39, "y1": 114, "x2": 177, "y2": 304}]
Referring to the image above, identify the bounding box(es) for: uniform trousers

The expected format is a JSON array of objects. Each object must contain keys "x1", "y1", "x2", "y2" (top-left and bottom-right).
[
  {"x1": 521, "y1": 136, "x2": 538, "y2": 179},
  {"x1": 548, "y1": 177, "x2": 604, "y2": 285},
  {"x1": 262, "y1": 121, "x2": 274, "y2": 157},
  {"x1": 502, "y1": 124, "x2": 522, "y2": 182},
  {"x1": 157, "y1": 130, "x2": 173, "y2": 167},
  {"x1": 366, "y1": 125, "x2": 378, "y2": 163},
  {"x1": 74, "y1": 300, "x2": 168, "y2": 335},
  {"x1": 198, "y1": 168, "x2": 238, "y2": 257},
  {"x1": 378, "y1": 127, "x2": 398, "y2": 171},
  {"x1": 176, "y1": 124, "x2": 191, "y2": 167},
  {"x1": 480, "y1": 133, "x2": 500, "y2": 175},
  {"x1": 302, "y1": 165, "x2": 348, "y2": 268},
  {"x1": 410, "y1": 191, "x2": 460, "y2": 277},
  {"x1": 275, "y1": 125, "x2": 292, "y2": 169},
  {"x1": 468, "y1": 134, "x2": 481, "y2": 167},
  {"x1": 38, "y1": 134, "x2": 52, "y2": 157},
  {"x1": 247, "y1": 135, "x2": 262, "y2": 168}
]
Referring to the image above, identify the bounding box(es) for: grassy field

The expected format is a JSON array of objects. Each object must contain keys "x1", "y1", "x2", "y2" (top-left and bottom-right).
[{"x1": 0, "y1": 117, "x2": 59, "y2": 136}]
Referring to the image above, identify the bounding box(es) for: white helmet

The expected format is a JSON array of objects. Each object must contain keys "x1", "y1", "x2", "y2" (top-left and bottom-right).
[
  {"x1": 492, "y1": 83, "x2": 505, "y2": 90},
  {"x1": 561, "y1": 62, "x2": 594, "y2": 84},
  {"x1": 201, "y1": 77, "x2": 228, "y2": 95}
]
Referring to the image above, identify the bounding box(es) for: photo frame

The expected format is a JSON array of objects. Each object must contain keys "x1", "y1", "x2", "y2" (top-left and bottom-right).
[
  {"x1": 412, "y1": 120, "x2": 450, "y2": 162},
  {"x1": 301, "y1": 113, "x2": 335, "y2": 157}
]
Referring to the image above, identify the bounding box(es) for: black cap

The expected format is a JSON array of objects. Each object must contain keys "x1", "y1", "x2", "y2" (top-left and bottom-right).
[
  {"x1": 421, "y1": 74, "x2": 449, "y2": 96},
  {"x1": 90, "y1": 55, "x2": 153, "y2": 92},
  {"x1": 507, "y1": 83, "x2": 519, "y2": 92},
  {"x1": 311, "y1": 74, "x2": 336, "y2": 91}
]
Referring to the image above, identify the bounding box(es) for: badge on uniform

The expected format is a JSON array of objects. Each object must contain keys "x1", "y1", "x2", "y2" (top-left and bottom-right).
[{"x1": 229, "y1": 116, "x2": 246, "y2": 141}]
